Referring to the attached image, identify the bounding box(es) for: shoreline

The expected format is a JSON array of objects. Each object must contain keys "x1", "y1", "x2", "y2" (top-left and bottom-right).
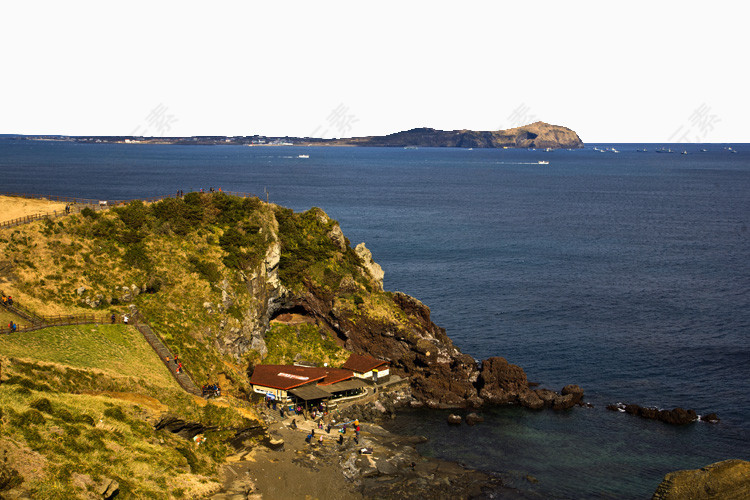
[{"x1": 213, "y1": 389, "x2": 527, "y2": 499}]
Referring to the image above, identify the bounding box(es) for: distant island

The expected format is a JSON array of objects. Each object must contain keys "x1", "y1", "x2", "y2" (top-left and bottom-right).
[{"x1": 16, "y1": 121, "x2": 584, "y2": 149}]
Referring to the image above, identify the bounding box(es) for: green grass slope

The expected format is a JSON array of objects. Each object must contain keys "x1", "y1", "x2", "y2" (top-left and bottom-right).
[
  {"x1": 0, "y1": 324, "x2": 258, "y2": 499},
  {"x1": 0, "y1": 324, "x2": 176, "y2": 388}
]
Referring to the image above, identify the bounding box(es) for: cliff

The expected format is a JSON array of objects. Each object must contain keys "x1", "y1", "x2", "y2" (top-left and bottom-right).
[
  {"x1": 0, "y1": 193, "x2": 578, "y2": 409},
  {"x1": 326, "y1": 121, "x2": 584, "y2": 149}
]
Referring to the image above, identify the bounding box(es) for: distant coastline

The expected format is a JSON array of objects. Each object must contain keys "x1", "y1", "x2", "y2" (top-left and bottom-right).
[{"x1": 10, "y1": 121, "x2": 584, "y2": 150}]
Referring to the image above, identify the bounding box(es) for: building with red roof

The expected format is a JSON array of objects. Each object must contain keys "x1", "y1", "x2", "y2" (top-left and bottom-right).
[
  {"x1": 341, "y1": 353, "x2": 390, "y2": 381},
  {"x1": 249, "y1": 364, "x2": 366, "y2": 403}
]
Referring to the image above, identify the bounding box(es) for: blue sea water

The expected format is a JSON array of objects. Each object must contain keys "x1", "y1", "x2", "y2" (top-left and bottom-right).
[{"x1": 1, "y1": 139, "x2": 748, "y2": 498}]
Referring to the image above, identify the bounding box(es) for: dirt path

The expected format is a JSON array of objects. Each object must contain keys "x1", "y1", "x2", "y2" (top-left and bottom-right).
[
  {"x1": 0, "y1": 195, "x2": 69, "y2": 223},
  {"x1": 218, "y1": 423, "x2": 363, "y2": 500}
]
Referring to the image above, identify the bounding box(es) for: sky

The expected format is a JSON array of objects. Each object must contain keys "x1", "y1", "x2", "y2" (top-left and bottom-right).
[{"x1": 1, "y1": 0, "x2": 747, "y2": 142}]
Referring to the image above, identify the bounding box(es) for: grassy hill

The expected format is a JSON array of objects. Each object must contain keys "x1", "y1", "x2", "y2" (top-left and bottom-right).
[
  {"x1": 0, "y1": 191, "x2": 472, "y2": 495},
  {"x1": 0, "y1": 324, "x2": 258, "y2": 498},
  {"x1": 0, "y1": 194, "x2": 369, "y2": 391},
  {"x1": 0, "y1": 324, "x2": 176, "y2": 387}
]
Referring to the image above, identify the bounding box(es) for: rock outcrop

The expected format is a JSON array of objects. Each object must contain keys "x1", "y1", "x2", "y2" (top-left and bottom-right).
[
  {"x1": 652, "y1": 459, "x2": 750, "y2": 499},
  {"x1": 354, "y1": 242, "x2": 384, "y2": 291},
  {"x1": 606, "y1": 403, "x2": 717, "y2": 425},
  {"x1": 154, "y1": 416, "x2": 217, "y2": 439}
]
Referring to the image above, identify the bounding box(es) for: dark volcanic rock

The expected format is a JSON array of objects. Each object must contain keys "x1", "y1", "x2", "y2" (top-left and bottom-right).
[
  {"x1": 465, "y1": 412, "x2": 484, "y2": 426},
  {"x1": 535, "y1": 389, "x2": 559, "y2": 406},
  {"x1": 447, "y1": 414, "x2": 462, "y2": 425},
  {"x1": 701, "y1": 413, "x2": 720, "y2": 423},
  {"x1": 561, "y1": 384, "x2": 584, "y2": 405},
  {"x1": 518, "y1": 390, "x2": 544, "y2": 410},
  {"x1": 477, "y1": 357, "x2": 529, "y2": 404},
  {"x1": 552, "y1": 394, "x2": 577, "y2": 410},
  {"x1": 154, "y1": 416, "x2": 216, "y2": 439},
  {"x1": 608, "y1": 403, "x2": 707, "y2": 425}
]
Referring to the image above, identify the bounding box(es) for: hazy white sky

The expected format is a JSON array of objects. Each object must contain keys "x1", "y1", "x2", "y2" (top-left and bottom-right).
[{"x1": 1, "y1": 1, "x2": 747, "y2": 142}]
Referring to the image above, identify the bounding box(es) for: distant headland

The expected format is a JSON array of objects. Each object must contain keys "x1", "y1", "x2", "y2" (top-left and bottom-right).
[{"x1": 14, "y1": 121, "x2": 584, "y2": 149}]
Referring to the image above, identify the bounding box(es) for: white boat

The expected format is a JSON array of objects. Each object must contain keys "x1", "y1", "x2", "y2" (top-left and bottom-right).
[
  {"x1": 538, "y1": 160, "x2": 550, "y2": 165},
  {"x1": 610, "y1": 148, "x2": 620, "y2": 153},
  {"x1": 297, "y1": 154, "x2": 309, "y2": 159}
]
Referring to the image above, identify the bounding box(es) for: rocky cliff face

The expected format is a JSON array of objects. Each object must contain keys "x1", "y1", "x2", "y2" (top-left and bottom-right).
[
  {"x1": 328, "y1": 121, "x2": 583, "y2": 149},
  {"x1": 250, "y1": 205, "x2": 582, "y2": 409},
  {"x1": 3, "y1": 192, "x2": 578, "y2": 409}
]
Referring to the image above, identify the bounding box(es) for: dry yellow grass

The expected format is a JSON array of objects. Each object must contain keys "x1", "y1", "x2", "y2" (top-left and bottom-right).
[{"x1": 0, "y1": 195, "x2": 69, "y2": 223}]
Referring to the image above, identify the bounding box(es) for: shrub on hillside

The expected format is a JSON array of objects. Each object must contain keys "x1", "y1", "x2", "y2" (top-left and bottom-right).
[
  {"x1": 80, "y1": 207, "x2": 99, "y2": 219},
  {"x1": 188, "y1": 256, "x2": 221, "y2": 283},
  {"x1": 115, "y1": 200, "x2": 148, "y2": 230},
  {"x1": 123, "y1": 242, "x2": 151, "y2": 270}
]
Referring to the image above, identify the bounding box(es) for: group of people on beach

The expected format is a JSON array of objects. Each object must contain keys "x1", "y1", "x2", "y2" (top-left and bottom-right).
[
  {"x1": 297, "y1": 415, "x2": 362, "y2": 447},
  {"x1": 202, "y1": 383, "x2": 221, "y2": 398}
]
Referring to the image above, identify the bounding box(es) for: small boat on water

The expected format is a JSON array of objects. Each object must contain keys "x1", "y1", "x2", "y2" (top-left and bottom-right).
[
  {"x1": 681, "y1": 150, "x2": 688, "y2": 155},
  {"x1": 297, "y1": 154, "x2": 309, "y2": 159},
  {"x1": 538, "y1": 160, "x2": 550, "y2": 165}
]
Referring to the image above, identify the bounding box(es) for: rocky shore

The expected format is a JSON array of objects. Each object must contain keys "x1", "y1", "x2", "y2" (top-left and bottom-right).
[{"x1": 209, "y1": 388, "x2": 538, "y2": 499}]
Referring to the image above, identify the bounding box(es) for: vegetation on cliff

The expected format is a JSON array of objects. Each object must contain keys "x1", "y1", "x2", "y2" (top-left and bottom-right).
[
  {"x1": 0, "y1": 193, "x2": 544, "y2": 410},
  {"x1": 0, "y1": 324, "x2": 256, "y2": 498}
]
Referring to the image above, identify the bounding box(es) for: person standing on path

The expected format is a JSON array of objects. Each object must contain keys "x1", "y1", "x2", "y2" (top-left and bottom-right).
[{"x1": 177, "y1": 362, "x2": 182, "y2": 374}]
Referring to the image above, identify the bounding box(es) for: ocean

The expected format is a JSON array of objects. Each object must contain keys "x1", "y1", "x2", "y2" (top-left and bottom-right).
[{"x1": 1, "y1": 139, "x2": 748, "y2": 498}]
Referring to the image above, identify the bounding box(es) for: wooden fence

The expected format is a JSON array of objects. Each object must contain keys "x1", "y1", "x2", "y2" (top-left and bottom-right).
[{"x1": 0, "y1": 312, "x2": 117, "y2": 335}]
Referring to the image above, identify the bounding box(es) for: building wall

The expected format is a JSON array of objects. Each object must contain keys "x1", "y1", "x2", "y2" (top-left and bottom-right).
[
  {"x1": 351, "y1": 367, "x2": 390, "y2": 380},
  {"x1": 252, "y1": 384, "x2": 289, "y2": 401}
]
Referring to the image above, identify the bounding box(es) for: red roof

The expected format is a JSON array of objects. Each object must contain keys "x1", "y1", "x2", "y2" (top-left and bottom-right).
[
  {"x1": 250, "y1": 365, "x2": 354, "y2": 390},
  {"x1": 342, "y1": 353, "x2": 388, "y2": 374},
  {"x1": 250, "y1": 365, "x2": 327, "y2": 390},
  {"x1": 319, "y1": 368, "x2": 354, "y2": 386}
]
